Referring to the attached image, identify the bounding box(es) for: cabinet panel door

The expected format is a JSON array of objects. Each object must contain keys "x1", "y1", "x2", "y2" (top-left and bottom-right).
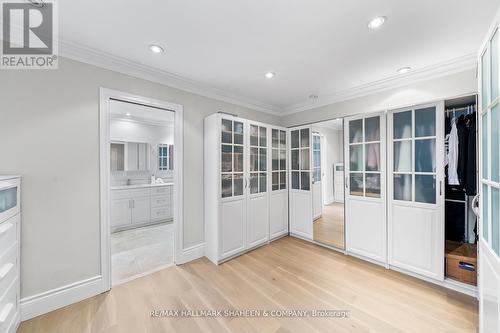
[
  {"x1": 288, "y1": 125, "x2": 313, "y2": 239},
  {"x1": 221, "y1": 199, "x2": 245, "y2": 258},
  {"x1": 387, "y1": 103, "x2": 444, "y2": 280},
  {"x1": 131, "y1": 197, "x2": 151, "y2": 224},
  {"x1": 110, "y1": 198, "x2": 131, "y2": 227},
  {"x1": 344, "y1": 113, "x2": 386, "y2": 264},
  {"x1": 126, "y1": 143, "x2": 138, "y2": 171}
]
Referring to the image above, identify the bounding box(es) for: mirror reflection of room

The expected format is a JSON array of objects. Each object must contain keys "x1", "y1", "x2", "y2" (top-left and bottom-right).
[
  {"x1": 312, "y1": 119, "x2": 345, "y2": 249},
  {"x1": 109, "y1": 100, "x2": 175, "y2": 284}
]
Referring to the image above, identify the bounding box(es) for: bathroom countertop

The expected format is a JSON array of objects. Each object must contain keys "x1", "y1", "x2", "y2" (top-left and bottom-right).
[{"x1": 110, "y1": 182, "x2": 174, "y2": 190}]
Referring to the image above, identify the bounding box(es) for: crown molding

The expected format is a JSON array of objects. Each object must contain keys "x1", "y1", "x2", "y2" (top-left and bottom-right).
[
  {"x1": 281, "y1": 53, "x2": 477, "y2": 115},
  {"x1": 58, "y1": 40, "x2": 282, "y2": 115},
  {"x1": 58, "y1": 39, "x2": 476, "y2": 117}
]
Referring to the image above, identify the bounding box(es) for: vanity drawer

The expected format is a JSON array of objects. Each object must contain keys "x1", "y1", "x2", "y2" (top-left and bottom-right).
[
  {"x1": 151, "y1": 195, "x2": 171, "y2": 208},
  {"x1": 0, "y1": 245, "x2": 18, "y2": 299},
  {"x1": 111, "y1": 188, "x2": 150, "y2": 200},
  {"x1": 151, "y1": 206, "x2": 172, "y2": 220},
  {"x1": 151, "y1": 186, "x2": 171, "y2": 196},
  {"x1": 0, "y1": 279, "x2": 19, "y2": 332},
  {"x1": 0, "y1": 214, "x2": 19, "y2": 258}
]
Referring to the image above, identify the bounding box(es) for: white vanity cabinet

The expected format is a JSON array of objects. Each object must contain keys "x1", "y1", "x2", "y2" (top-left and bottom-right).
[
  {"x1": 204, "y1": 113, "x2": 288, "y2": 264},
  {"x1": 0, "y1": 176, "x2": 21, "y2": 333},
  {"x1": 110, "y1": 184, "x2": 172, "y2": 231}
]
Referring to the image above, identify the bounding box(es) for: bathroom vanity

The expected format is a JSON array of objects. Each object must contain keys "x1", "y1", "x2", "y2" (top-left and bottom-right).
[{"x1": 110, "y1": 183, "x2": 173, "y2": 232}]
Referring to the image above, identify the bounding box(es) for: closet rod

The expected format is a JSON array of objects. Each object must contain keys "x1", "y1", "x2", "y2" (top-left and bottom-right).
[{"x1": 445, "y1": 106, "x2": 476, "y2": 113}]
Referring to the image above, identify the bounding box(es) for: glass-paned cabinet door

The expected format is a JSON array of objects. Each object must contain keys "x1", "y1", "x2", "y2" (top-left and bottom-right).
[
  {"x1": 391, "y1": 107, "x2": 438, "y2": 204},
  {"x1": 347, "y1": 116, "x2": 381, "y2": 197},
  {"x1": 312, "y1": 133, "x2": 321, "y2": 183},
  {"x1": 249, "y1": 124, "x2": 267, "y2": 194},
  {"x1": 0, "y1": 186, "x2": 17, "y2": 213},
  {"x1": 480, "y1": 29, "x2": 500, "y2": 255},
  {"x1": 221, "y1": 119, "x2": 244, "y2": 198},
  {"x1": 290, "y1": 128, "x2": 310, "y2": 191},
  {"x1": 272, "y1": 129, "x2": 287, "y2": 191}
]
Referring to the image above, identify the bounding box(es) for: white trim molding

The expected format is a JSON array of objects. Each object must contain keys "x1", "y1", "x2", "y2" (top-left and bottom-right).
[
  {"x1": 99, "y1": 88, "x2": 184, "y2": 292},
  {"x1": 60, "y1": 40, "x2": 281, "y2": 115},
  {"x1": 178, "y1": 243, "x2": 206, "y2": 264},
  {"x1": 282, "y1": 53, "x2": 477, "y2": 115},
  {"x1": 59, "y1": 40, "x2": 477, "y2": 117},
  {"x1": 20, "y1": 276, "x2": 102, "y2": 321}
]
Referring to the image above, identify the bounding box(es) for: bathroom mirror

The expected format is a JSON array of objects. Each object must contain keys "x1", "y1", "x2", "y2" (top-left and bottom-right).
[{"x1": 110, "y1": 141, "x2": 150, "y2": 172}]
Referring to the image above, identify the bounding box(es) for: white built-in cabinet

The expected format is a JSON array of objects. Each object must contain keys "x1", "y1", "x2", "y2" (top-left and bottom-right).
[
  {"x1": 0, "y1": 176, "x2": 21, "y2": 333},
  {"x1": 110, "y1": 184, "x2": 173, "y2": 231},
  {"x1": 204, "y1": 113, "x2": 288, "y2": 264}
]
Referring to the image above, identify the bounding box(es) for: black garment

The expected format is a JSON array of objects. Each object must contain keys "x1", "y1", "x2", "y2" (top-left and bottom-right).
[
  {"x1": 465, "y1": 113, "x2": 477, "y2": 195},
  {"x1": 456, "y1": 115, "x2": 468, "y2": 186}
]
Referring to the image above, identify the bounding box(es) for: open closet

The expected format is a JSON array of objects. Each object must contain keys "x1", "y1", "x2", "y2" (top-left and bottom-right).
[{"x1": 444, "y1": 95, "x2": 478, "y2": 286}]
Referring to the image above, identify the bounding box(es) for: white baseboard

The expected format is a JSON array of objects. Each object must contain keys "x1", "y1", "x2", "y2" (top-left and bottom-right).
[
  {"x1": 178, "y1": 243, "x2": 205, "y2": 264},
  {"x1": 20, "y1": 275, "x2": 103, "y2": 321}
]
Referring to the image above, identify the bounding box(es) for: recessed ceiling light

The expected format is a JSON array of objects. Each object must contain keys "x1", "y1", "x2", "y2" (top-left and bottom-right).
[
  {"x1": 148, "y1": 44, "x2": 164, "y2": 54},
  {"x1": 367, "y1": 16, "x2": 387, "y2": 30},
  {"x1": 125, "y1": 112, "x2": 131, "y2": 117},
  {"x1": 309, "y1": 94, "x2": 319, "y2": 99},
  {"x1": 265, "y1": 72, "x2": 276, "y2": 79},
  {"x1": 397, "y1": 67, "x2": 412, "y2": 74}
]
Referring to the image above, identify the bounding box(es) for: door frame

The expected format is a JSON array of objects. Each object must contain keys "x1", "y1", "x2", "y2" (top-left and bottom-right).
[{"x1": 99, "y1": 88, "x2": 184, "y2": 291}]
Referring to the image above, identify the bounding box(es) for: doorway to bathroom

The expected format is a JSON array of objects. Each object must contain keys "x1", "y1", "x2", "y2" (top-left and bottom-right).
[{"x1": 99, "y1": 89, "x2": 183, "y2": 289}]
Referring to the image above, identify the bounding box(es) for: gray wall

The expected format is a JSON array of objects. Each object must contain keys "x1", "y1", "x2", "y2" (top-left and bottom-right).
[
  {"x1": 0, "y1": 57, "x2": 280, "y2": 298},
  {"x1": 281, "y1": 69, "x2": 477, "y2": 127}
]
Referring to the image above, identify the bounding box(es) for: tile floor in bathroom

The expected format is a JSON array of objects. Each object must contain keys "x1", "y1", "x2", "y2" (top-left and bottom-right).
[{"x1": 111, "y1": 222, "x2": 174, "y2": 284}]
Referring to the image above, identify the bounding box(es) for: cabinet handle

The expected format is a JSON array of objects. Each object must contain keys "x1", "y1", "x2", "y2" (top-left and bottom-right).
[
  {"x1": 0, "y1": 223, "x2": 13, "y2": 236},
  {"x1": 0, "y1": 263, "x2": 13, "y2": 280},
  {"x1": 345, "y1": 177, "x2": 348, "y2": 189},
  {"x1": 0, "y1": 303, "x2": 13, "y2": 324},
  {"x1": 132, "y1": 200, "x2": 135, "y2": 209},
  {"x1": 245, "y1": 178, "x2": 248, "y2": 188},
  {"x1": 439, "y1": 181, "x2": 442, "y2": 196}
]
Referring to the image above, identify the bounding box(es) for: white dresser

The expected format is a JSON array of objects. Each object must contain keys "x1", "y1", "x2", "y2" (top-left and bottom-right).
[{"x1": 0, "y1": 176, "x2": 21, "y2": 333}]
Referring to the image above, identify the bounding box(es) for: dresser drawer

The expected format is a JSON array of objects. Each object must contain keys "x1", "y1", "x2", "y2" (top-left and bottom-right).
[
  {"x1": 0, "y1": 279, "x2": 19, "y2": 332},
  {"x1": 111, "y1": 188, "x2": 150, "y2": 200},
  {"x1": 0, "y1": 215, "x2": 19, "y2": 258},
  {"x1": 151, "y1": 186, "x2": 171, "y2": 196},
  {"x1": 151, "y1": 206, "x2": 172, "y2": 220},
  {"x1": 151, "y1": 195, "x2": 171, "y2": 208},
  {"x1": 0, "y1": 245, "x2": 18, "y2": 300}
]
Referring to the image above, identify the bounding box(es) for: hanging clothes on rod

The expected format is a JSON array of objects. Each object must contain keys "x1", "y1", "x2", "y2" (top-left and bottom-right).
[{"x1": 447, "y1": 117, "x2": 460, "y2": 185}]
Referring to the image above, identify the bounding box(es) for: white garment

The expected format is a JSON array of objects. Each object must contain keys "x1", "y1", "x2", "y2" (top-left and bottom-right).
[
  {"x1": 395, "y1": 125, "x2": 412, "y2": 172},
  {"x1": 447, "y1": 122, "x2": 460, "y2": 185}
]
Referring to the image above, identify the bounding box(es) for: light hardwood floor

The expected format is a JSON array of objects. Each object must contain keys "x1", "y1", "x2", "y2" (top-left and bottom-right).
[
  {"x1": 19, "y1": 236, "x2": 478, "y2": 333},
  {"x1": 313, "y1": 202, "x2": 345, "y2": 249}
]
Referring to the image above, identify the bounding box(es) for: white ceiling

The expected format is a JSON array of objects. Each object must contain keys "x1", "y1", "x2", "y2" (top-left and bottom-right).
[{"x1": 59, "y1": 0, "x2": 498, "y2": 114}]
